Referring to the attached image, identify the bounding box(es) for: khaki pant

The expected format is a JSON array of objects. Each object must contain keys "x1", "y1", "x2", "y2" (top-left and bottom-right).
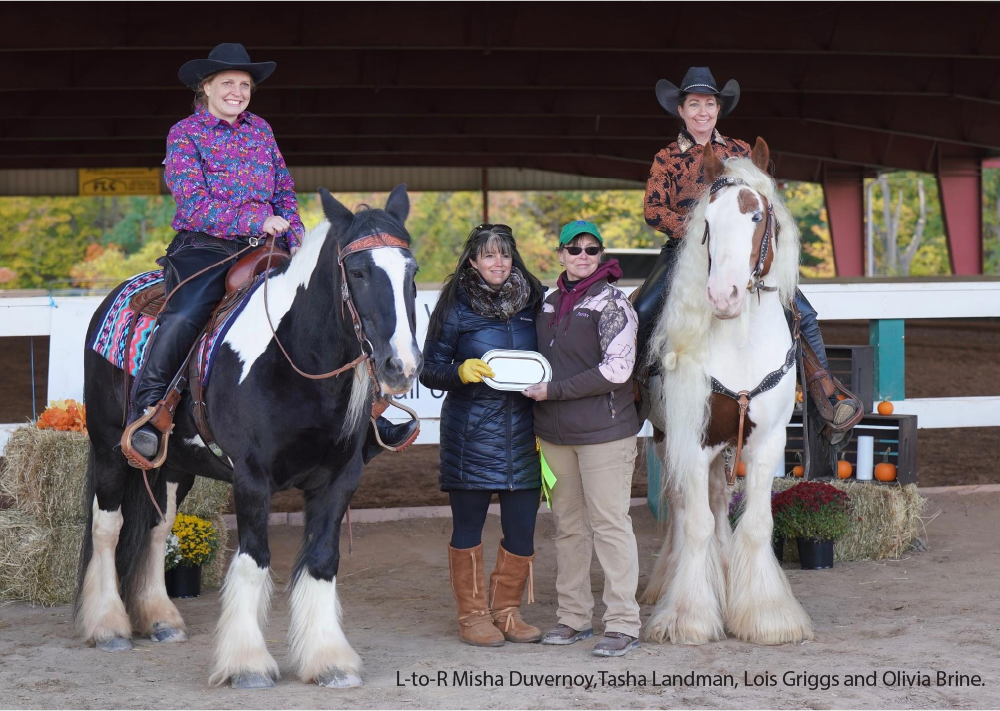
[{"x1": 540, "y1": 436, "x2": 640, "y2": 637}]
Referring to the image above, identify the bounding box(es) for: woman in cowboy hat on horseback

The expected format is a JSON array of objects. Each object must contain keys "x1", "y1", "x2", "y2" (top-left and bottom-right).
[
  {"x1": 633, "y1": 66, "x2": 861, "y2": 444},
  {"x1": 123, "y1": 43, "x2": 415, "y2": 465}
]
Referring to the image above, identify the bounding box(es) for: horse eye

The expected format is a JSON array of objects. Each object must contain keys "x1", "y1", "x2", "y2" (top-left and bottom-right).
[
  {"x1": 751, "y1": 212, "x2": 763, "y2": 223},
  {"x1": 349, "y1": 269, "x2": 364, "y2": 279}
]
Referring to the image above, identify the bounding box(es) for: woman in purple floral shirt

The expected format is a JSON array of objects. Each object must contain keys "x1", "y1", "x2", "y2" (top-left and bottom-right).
[
  {"x1": 126, "y1": 43, "x2": 302, "y2": 461},
  {"x1": 127, "y1": 42, "x2": 417, "y2": 465}
]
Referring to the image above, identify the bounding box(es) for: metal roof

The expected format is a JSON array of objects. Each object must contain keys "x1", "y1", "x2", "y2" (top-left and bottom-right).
[{"x1": 4, "y1": 2, "x2": 999, "y2": 183}]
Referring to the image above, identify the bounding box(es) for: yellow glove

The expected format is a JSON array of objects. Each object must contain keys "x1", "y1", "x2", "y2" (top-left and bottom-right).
[{"x1": 457, "y1": 358, "x2": 495, "y2": 384}]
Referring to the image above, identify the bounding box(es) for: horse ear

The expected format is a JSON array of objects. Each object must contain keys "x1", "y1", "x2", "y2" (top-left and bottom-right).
[
  {"x1": 384, "y1": 184, "x2": 410, "y2": 224},
  {"x1": 703, "y1": 145, "x2": 724, "y2": 183},
  {"x1": 751, "y1": 137, "x2": 770, "y2": 173},
  {"x1": 319, "y1": 187, "x2": 354, "y2": 235}
]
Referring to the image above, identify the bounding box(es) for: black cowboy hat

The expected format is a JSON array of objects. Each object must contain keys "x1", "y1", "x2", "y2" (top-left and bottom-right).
[
  {"x1": 655, "y1": 67, "x2": 740, "y2": 118},
  {"x1": 178, "y1": 43, "x2": 276, "y2": 89}
]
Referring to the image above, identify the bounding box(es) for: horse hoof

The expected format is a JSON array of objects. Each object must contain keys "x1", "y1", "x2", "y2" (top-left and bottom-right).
[
  {"x1": 150, "y1": 626, "x2": 187, "y2": 643},
  {"x1": 96, "y1": 636, "x2": 133, "y2": 652},
  {"x1": 230, "y1": 672, "x2": 275, "y2": 689},
  {"x1": 317, "y1": 669, "x2": 363, "y2": 689}
]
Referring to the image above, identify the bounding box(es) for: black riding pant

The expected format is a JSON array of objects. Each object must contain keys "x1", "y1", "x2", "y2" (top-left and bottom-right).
[
  {"x1": 633, "y1": 239, "x2": 831, "y2": 372},
  {"x1": 130, "y1": 232, "x2": 247, "y2": 415},
  {"x1": 448, "y1": 488, "x2": 540, "y2": 556}
]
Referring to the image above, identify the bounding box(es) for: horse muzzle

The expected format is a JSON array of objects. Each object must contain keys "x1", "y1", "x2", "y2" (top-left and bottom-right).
[{"x1": 375, "y1": 347, "x2": 423, "y2": 396}]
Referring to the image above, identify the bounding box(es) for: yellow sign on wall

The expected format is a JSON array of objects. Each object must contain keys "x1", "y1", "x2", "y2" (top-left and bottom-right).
[{"x1": 79, "y1": 168, "x2": 162, "y2": 196}]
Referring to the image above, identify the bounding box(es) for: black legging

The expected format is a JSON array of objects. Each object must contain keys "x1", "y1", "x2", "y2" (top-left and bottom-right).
[{"x1": 448, "y1": 489, "x2": 540, "y2": 556}]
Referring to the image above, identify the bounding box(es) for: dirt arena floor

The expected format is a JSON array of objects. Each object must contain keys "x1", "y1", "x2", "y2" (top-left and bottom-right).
[{"x1": 1, "y1": 489, "x2": 998, "y2": 710}]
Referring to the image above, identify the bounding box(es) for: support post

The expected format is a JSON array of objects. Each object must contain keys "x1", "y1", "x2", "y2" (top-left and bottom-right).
[
  {"x1": 936, "y1": 156, "x2": 983, "y2": 275},
  {"x1": 481, "y1": 168, "x2": 489, "y2": 224},
  {"x1": 869, "y1": 319, "x2": 905, "y2": 402},
  {"x1": 822, "y1": 168, "x2": 865, "y2": 277}
]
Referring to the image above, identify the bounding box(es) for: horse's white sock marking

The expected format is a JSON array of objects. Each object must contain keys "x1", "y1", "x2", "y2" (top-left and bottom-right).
[
  {"x1": 209, "y1": 552, "x2": 279, "y2": 686},
  {"x1": 133, "y1": 482, "x2": 185, "y2": 636},
  {"x1": 288, "y1": 573, "x2": 361, "y2": 684},
  {"x1": 77, "y1": 498, "x2": 131, "y2": 644},
  {"x1": 224, "y1": 222, "x2": 328, "y2": 385},
  {"x1": 371, "y1": 248, "x2": 419, "y2": 378}
]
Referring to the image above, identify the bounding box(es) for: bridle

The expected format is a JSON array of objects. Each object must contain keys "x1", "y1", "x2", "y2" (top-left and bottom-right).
[
  {"x1": 700, "y1": 175, "x2": 795, "y2": 486},
  {"x1": 701, "y1": 176, "x2": 778, "y2": 297},
  {"x1": 261, "y1": 231, "x2": 412, "y2": 380}
]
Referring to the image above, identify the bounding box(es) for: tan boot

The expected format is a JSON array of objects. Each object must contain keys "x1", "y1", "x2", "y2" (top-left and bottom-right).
[
  {"x1": 801, "y1": 340, "x2": 863, "y2": 444},
  {"x1": 488, "y1": 541, "x2": 541, "y2": 643},
  {"x1": 448, "y1": 544, "x2": 505, "y2": 647}
]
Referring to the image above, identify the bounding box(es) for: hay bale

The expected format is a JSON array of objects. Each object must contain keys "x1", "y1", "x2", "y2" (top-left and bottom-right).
[
  {"x1": 737, "y1": 478, "x2": 927, "y2": 562},
  {"x1": 0, "y1": 427, "x2": 89, "y2": 526},
  {"x1": 203, "y1": 512, "x2": 230, "y2": 589},
  {"x1": 178, "y1": 477, "x2": 230, "y2": 520},
  {"x1": 0, "y1": 510, "x2": 82, "y2": 606}
]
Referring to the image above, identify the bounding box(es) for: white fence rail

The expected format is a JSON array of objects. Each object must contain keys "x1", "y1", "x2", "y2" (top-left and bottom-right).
[{"x1": 1, "y1": 281, "x2": 998, "y2": 450}]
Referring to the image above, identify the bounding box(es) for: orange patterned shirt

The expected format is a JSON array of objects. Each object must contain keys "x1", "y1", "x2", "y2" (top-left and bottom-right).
[{"x1": 644, "y1": 128, "x2": 752, "y2": 240}]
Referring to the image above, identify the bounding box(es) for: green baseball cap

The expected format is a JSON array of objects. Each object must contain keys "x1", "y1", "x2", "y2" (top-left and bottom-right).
[{"x1": 559, "y1": 220, "x2": 604, "y2": 246}]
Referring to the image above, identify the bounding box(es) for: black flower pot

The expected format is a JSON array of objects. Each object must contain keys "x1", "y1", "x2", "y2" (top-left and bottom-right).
[
  {"x1": 165, "y1": 564, "x2": 202, "y2": 598},
  {"x1": 796, "y1": 537, "x2": 834, "y2": 570},
  {"x1": 772, "y1": 536, "x2": 785, "y2": 563}
]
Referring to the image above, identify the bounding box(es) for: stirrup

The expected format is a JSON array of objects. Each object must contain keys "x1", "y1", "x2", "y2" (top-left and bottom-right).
[
  {"x1": 370, "y1": 400, "x2": 420, "y2": 452},
  {"x1": 121, "y1": 401, "x2": 174, "y2": 470}
]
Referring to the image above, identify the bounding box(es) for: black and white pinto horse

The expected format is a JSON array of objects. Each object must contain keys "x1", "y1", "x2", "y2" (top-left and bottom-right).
[{"x1": 75, "y1": 186, "x2": 422, "y2": 688}]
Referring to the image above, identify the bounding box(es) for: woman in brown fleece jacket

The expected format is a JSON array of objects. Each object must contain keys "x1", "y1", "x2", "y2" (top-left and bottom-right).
[{"x1": 522, "y1": 220, "x2": 643, "y2": 658}]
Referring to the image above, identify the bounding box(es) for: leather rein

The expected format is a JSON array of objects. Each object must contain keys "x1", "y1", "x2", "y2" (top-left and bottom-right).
[
  {"x1": 260, "y1": 231, "x2": 412, "y2": 380},
  {"x1": 700, "y1": 176, "x2": 796, "y2": 485}
]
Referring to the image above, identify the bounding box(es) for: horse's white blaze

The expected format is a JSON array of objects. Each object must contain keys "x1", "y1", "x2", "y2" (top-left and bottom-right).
[
  {"x1": 288, "y1": 573, "x2": 361, "y2": 684},
  {"x1": 371, "y1": 247, "x2": 419, "y2": 380},
  {"x1": 705, "y1": 193, "x2": 754, "y2": 317},
  {"x1": 224, "y1": 221, "x2": 329, "y2": 385},
  {"x1": 133, "y1": 482, "x2": 185, "y2": 637},
  {"x1": 209, "y1": 552, "x2": 279, "y2": 686},
  {"x1": 77, "y1": 499, "x2": 131, "y2": 644}
]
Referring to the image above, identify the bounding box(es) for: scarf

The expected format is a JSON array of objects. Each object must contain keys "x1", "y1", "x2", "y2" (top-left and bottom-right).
[
  {"x1": 459, "y1": 266, "x2": 532, "y2": 321},
  {"x1": 549, "y1": 259, "x2": 623, "y2": 330}
]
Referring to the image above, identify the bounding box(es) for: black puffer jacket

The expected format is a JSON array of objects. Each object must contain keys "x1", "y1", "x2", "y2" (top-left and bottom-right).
[{"x1": 419, "y1": 287, "x2": 541, "y2": 491}]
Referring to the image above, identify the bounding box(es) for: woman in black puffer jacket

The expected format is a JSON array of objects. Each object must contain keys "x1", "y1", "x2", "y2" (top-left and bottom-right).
[{"x1": 420, "y1": 224, "x2": 545, "y2": 649}]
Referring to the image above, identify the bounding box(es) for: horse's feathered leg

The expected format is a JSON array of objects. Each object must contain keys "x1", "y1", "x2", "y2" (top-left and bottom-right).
[
  {"x1": 210, "y1": 466, "x2": 278, "y2": 689},
  {"x1": 76, "y1": 464, "x2": 133, "y2": 652},
  {"x1": 726, "y1": 430, "x2": 814, "y2": 644},
  {"x1": 709, "y1": 456, "x2": 734, "y2": 577},
  {"x1": 645, "y1": 446, "x2": 726, "y2": 645},
  {"x1": 131, "y1": 474, "x2": 192, "y2": 642},
  {"x1": 288, "y1": 456, "x2": 364, "y2": 688},
  {"x1": 639, "y1": 439, "x2": 683, "y2": 605}
]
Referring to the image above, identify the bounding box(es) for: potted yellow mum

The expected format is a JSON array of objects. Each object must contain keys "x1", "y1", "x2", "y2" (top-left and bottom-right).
[{"x1": 164, "y1": 513, "x2": 220, "y2": 598}]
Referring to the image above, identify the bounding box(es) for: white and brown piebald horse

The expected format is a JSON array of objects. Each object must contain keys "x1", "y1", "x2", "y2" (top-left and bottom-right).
[{"x1": 643, "y1": 139, "x2": 814, "y2": 645}]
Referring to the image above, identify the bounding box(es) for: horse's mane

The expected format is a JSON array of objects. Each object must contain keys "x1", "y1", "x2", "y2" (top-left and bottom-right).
[
  {"x1": 289, "y1": 201, "x2": 413, "y2": 442},
  {"x1": 648, "y1": 157, "x2": 800, "y2": 483}
]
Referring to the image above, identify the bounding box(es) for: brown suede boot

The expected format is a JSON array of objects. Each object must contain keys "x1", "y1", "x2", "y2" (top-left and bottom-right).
[
  {"x1": 488, "y1": 541, "x2": 541, "y2": 643},
  {"x1": 801, "y1": 340, "x2": 863, "y2": 444},
  {"x1": 448, "y1": 544, "x2": 505, "y2": 647}
]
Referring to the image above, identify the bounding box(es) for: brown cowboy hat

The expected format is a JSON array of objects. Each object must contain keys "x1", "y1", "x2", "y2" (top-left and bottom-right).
[
  {"x1": 178, "y1": 43, "x2": 276, "y2": 90},
  {"x1": 655, "y1": 67, "x2": 740, "y2": 118}
]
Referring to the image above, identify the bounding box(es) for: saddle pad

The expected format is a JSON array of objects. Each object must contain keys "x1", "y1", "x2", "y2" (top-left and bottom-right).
[
  {"x1": 91, "y1": 270, "x2": 164, "y2": 376},
  {"x1": 90, "y1": 269, "x2": 267, "y2": 387}
]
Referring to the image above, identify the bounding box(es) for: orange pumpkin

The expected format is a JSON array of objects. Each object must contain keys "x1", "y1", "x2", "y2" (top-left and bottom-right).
[
  {"x1": 736, "y1": 461, "x2": 747, "y2": 477},
  {"x1": 877, "y1": 400, "x2": 894, "y2": 416},
  {"x1": 874, "y1": 448, "x2": 897, "y2": 482},
  {"x1": 837, "y1": 456, "x2": 853, "y2": 479},
  {"x1": 792, "y1": 464, "x2": 805, "y2": 477},
  {"x1": 836, "y1": 393, "x2": 846, "y2": 401}
]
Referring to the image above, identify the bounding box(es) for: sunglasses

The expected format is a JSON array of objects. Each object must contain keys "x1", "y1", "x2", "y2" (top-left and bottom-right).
[
  {"x1": 564, "y1": 246, "x2": 602, "y2": 256},
  {"x1": 476, "y1": 223, "x2": 513, "y2": 234}
]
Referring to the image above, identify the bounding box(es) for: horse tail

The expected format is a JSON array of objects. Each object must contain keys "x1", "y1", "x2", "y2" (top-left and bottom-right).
[
  {"x1": 114, "y1": 468, "x2": 166, "y2": 613},
  {"x1": 73, "y1": 444, "x2": 98, "y2": 622}
]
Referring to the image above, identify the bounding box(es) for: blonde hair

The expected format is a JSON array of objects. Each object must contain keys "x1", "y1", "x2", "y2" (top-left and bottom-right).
[{"x1": 648, "y1": 156, "x2": 800, "y2": 486}]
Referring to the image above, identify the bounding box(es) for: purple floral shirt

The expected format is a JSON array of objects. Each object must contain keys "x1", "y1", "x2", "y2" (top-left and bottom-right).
[{"x1": 164, "y1": 105, "x2": 304, "y2": 249}]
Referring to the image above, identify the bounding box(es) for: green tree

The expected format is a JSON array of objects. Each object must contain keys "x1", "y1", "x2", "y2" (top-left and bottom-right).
[{"x1": 982, "y1": 168, "x2": 1000, "y2": 274}]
